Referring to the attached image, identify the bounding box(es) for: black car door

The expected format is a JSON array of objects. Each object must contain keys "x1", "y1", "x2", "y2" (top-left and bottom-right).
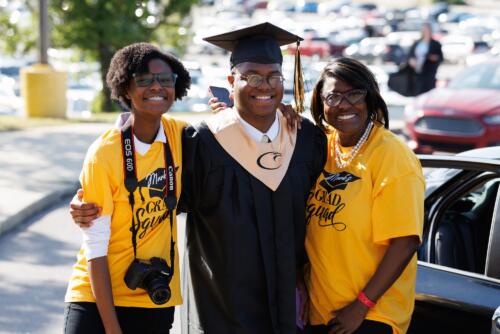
[{"x1": 409, "y1": 156, "x2": 500, "y2": 333}]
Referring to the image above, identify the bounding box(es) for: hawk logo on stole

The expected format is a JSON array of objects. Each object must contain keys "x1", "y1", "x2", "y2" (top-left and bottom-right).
[{"x1": 319, "y1": 171, "x2": 360, "y2": 193}]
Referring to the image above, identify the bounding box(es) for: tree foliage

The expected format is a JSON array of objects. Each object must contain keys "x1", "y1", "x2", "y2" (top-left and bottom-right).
[
  {"x1": 0, "y1": 2, "x2": 37, "y2": 55},
  {"x1": 49, "y1": 0, "x2": 198, "y2": 111}
]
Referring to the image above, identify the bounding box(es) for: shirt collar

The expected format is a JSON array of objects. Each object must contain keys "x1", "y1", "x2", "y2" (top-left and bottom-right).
[
  {"x1": 237, "y1": 111, "x2": 280, "y2": 143},
  {"x1": 134, "y1": 121, "x2": 166, "y2": 156},
  {"x1": 114, "y1": 112, "x2": 166, "y2": 155}
]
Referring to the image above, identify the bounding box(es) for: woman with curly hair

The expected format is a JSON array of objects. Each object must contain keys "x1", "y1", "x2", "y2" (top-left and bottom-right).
[{"x1": 63, "y1": 42, "x2": 190, "y2": 334}]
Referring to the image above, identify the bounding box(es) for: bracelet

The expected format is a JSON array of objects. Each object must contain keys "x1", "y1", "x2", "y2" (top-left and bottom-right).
[{"x1": 357, "y1": 291, "x2": 376, "y2": 308}]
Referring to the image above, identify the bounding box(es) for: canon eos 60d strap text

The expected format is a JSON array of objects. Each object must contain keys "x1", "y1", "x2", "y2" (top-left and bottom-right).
[{"x1": 120, "y1": 117, "x2": 177, "y2": 274}]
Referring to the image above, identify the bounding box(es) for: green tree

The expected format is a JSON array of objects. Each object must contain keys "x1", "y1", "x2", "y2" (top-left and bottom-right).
[
  {"x1": 0, "y1": 2, "x2": 37, "y2": 55},
  {"x1": 50, "y1": 0, "x2": 198, "y2": 112}
]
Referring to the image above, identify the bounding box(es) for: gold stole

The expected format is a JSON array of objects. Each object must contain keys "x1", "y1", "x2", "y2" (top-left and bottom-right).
[{"x1": 206, "y1": 108, "x2": 297, "y2": 191}]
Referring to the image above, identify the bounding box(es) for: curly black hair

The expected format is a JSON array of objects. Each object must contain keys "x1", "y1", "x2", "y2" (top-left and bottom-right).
[
  {"x1": 106, "y1": 42, "x2": 191, "y2": 110},
  {"x1": 310, "y1": 57, "x2": 389, "y2": 133}
]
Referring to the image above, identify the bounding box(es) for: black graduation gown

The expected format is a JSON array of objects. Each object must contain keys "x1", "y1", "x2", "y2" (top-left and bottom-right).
[{"x1": 179, "y1": 118, "x2": 326, "y2": 334}]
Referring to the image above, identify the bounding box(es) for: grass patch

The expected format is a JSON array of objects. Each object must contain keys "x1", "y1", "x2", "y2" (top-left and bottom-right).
[{"x1": 0, "y1": 112, "x2": 121, "y2": 132}]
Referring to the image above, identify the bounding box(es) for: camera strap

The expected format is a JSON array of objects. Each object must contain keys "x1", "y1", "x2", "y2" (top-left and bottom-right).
[{"x1": 120, "y1": 116, "x2": 177, "y2": 275}]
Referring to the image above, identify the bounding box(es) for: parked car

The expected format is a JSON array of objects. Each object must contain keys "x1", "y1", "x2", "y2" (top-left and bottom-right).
[
  {"x1": 409, "y1": 147, "x2": 500, "y2": 333},
  {"x1": 0, "y1": 74, "x2": 21, "y2": 115},
  {"x1": 424, "y1": 1, "x2": 449, "y2": 20},
  {"x1": 66, "y1": 81, "x2": 99, "y2": 117},
  {"x1": 170, "y1": 94, "x2": 209, "y2": 113},
  {"x1": 343, "y1": 37, "x2": 386, "y2": 63},
  {"x1": 404, "y1": 60, "x2": 500, "y2": 154},
  {"x1": 0, "y1": 59, "x2": 28, "y2": 95},
  {"x1": 288, "y1": 35, "x2": 331, "y2": 58},
  {"x1": 385, "y1": 31, "x2": 421, "y2": 56},
  {"x1": 381, "y1": 44, "x2": 406, "y2": 65},
  {"x1": 343, "y1": 37, "x2": 406, "y2": 65},
  {"x1": 327, "y1": 29, "x2": 367, "y2": 56},
  {"x1": 295, "y1": 1, "x2": 319, "y2": 13},
  {"x1": 466, "y1": 43, "x2": 500, "y2": 66},
  {"x1": 440, "y1": 34, "x2": 475, "y2": 64}
]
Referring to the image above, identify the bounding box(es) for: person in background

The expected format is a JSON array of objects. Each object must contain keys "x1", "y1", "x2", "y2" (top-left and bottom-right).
[
  {"x1": 303, "y1": 57, "x2": 424, "y2": 334},
  {"x1": 408, "y1": 22, "x2": 443, "y2": 95},
  {"x1": 64, "y1": 43, "x2": 190, "y2": 334}
]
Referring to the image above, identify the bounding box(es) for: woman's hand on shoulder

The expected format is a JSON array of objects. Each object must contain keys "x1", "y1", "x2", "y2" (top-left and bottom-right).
[
  {"x1": 69, "y1": 189, "x2": 101, "y2": 228},
  {"x1": 279, "y1": 103, "x2": 302, "y2": 130}
]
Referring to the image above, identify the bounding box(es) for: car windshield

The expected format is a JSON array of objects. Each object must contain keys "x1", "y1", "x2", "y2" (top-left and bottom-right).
[{"x1": 448, "y1": 63, "x2": 500, "y2": 90}]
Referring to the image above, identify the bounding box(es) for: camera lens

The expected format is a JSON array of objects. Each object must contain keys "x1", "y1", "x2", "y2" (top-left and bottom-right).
[
  {"x1": 150, "y1": 287, "x2": 171, "y2": 305},
  {"x1": 145, "y1": 275, "x2": 171, "y2": 305}
]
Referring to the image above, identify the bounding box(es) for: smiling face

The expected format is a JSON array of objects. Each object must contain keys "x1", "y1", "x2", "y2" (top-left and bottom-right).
[
  {"x1": 229, "y1": 62, "x2": 283, "y2": 126},
  {"x1": 322, "y1": 76, "x2": 370, "y2": 146},
  {"x1": 126, "y1": 58, "x2": 175, "y2": 119}
]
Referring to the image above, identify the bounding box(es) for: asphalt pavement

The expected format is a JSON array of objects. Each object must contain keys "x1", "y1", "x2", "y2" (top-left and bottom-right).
[
  {"x1": 0, "y1": 198, "x2": 187, "y2": 334},
  {"x1": 0, "y1": 198, "x2": 82, "y2": 333}
]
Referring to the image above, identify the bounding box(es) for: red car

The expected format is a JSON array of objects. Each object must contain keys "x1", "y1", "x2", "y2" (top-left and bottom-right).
[
  {"x1": 287, "y1": 36, "x2": 330, "y2": 58},
  {"x1": 404, "y1": 61, "x2": 500, "y2": 153}
]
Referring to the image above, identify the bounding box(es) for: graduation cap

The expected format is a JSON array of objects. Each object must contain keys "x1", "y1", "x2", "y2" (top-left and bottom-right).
[{"x1": 203, "y1": 22, "x2": 306, "y2": 113}]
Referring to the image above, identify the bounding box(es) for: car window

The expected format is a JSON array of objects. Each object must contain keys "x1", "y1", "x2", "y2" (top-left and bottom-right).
[
  {"x1": 448, "y1": 63, "x2": 500, "y2": 90},
  {"x1": 423, "y1": 167, "x2": 460, "y2": 196},
  {"x1": 490, "y1": 65, "x2": 500, "y2": 88},
  {"x1": 428, "y1": 176, "x2": 499, "y2": 275}
]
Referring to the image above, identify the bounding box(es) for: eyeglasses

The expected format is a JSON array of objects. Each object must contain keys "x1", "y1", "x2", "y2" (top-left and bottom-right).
[
  {"x1": 133, "y1": 72, "x2": 178, "y2": 88},
  {"x1": 239, "y1": 74, "x2": 284, "y2": 88},
  {"x1": 322, "y1": 89, "x2": 367, "y2": 107}
]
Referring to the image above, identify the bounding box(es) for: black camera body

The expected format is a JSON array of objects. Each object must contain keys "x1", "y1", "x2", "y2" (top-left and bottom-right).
[{"x1": 124, "y1": 257, "x2": 173, "y2": 305}]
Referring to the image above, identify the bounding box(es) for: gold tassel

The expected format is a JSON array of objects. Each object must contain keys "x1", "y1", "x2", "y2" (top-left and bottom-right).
[{"x1": 293, "y1": 40, "x2": 304, "y2": 114}]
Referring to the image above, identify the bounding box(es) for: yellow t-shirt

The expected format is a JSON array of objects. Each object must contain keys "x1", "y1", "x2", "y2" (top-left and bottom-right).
[
  {"x1": 305, "y1": 124, "x2": 424, "y2": 333},
  {"x1": 65, "y1": 115, "x2": 187, "y2": 308}
]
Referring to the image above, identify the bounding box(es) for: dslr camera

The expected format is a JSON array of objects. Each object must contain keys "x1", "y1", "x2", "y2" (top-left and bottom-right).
[{"x1": 124, "y1": 257, "x2": 173, "y2": 305}]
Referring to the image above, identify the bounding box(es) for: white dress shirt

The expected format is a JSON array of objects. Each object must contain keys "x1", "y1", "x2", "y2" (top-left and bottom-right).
[
  {"x1": 237, "y1": 112, "x2": 280, "y2": 143},
  {"x1": 415, "y1": 40, "x2": 429, "y2": 74}
]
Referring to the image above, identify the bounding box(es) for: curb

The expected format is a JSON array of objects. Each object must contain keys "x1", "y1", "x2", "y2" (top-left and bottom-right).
[{"x1": 0, "y1": 183, "x2": 79, "y2": 237}]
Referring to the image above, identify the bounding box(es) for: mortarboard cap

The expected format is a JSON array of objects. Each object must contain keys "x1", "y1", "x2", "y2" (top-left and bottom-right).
[
  {"x1": 203, "y1": 22, "x2": 302, "y2": 67},
  {"x1": 203, "y1": 22, "x2": 306, "y2": 113}
]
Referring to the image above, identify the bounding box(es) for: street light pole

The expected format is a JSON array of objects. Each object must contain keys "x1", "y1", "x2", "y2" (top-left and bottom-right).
[
  {"x1": 21, "y1": 0, "x2": 66, "y2": 118},
  {"x1": 39, "y1": 0, "x2": 48, "y2": 64}
]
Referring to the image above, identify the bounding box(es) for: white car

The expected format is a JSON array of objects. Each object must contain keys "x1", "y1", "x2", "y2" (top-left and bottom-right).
[
  {"x1": 0, "y1": 75, "x2": 21, "y2": 115},
  {"x1": 440, "y1": 34, "x2": 475, "y2": 64},
  {"x1": 66, "y1": 81, "x2": 99, "y2": 117}
]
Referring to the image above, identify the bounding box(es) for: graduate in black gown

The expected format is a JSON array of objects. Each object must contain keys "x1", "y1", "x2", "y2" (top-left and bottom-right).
[{"x1": 180, "y1": 23, "x2": 327, "y2": 334}]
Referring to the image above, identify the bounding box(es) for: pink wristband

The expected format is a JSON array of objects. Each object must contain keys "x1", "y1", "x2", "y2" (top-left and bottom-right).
[{"x1": 358, "y1": 291, "x2": 376, "y2": 308}]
